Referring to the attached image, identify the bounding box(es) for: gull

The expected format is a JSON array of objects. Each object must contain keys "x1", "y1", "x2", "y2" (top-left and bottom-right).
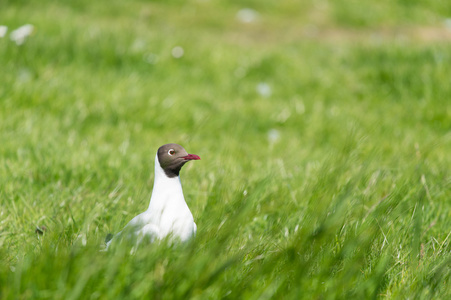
[{"x1": 106, "y1": 143, "x2": 200, "y2": 249}]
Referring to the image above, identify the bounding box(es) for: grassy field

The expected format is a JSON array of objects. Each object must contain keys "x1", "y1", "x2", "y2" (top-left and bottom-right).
[{"x1": 1, "y1": 0, "x2": 450, "y2": 298}]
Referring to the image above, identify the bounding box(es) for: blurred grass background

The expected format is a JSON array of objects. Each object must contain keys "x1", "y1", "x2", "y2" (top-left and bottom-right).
[{"x1": 0, "y1": 0, "x2": 450, "y2": 299}]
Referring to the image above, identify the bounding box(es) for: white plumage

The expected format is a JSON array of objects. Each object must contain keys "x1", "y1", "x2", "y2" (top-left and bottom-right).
[{"x1": 106, "y1": 144, "x2": 199, "y2": 249}]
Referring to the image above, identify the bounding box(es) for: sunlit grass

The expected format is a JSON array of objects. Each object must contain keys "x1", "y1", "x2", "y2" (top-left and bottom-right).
[{"x1": 0, "y1": 0, "x2": 450, "y2": 299}]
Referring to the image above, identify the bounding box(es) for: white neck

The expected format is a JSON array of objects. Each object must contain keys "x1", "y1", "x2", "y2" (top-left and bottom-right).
[{"x1": 147, "y1": 154, "x2": 186, "y2": 211}]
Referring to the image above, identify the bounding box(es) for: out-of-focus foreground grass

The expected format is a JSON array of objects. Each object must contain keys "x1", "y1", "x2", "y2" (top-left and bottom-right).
[{"x1": 0, "y1": 0, "x2": 450, "y2": 299}]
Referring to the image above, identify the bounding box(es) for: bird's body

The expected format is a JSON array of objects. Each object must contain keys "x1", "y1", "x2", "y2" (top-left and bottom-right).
[{"x1": 106, "y1": 144, "x2": 200, "y2": 249}]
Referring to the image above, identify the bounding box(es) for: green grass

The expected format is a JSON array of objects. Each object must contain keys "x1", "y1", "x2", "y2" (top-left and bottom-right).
[{"x1": 1, "y1": 0, "x2": 450, "y2": 299}]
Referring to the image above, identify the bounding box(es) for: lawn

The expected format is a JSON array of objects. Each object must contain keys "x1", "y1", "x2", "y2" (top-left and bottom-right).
[{"x1": 0, "y1": 0, "x2": 450, "y2": 299}]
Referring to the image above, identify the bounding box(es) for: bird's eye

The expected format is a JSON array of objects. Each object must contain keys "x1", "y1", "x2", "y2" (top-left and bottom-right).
[{"x1": 168, "y1": 149, "x2": 175, "y2": 156}]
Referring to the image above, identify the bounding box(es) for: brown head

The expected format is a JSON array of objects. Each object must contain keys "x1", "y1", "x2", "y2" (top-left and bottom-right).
[{"x1": 157, "y1": 143, "x2": 200, "y2": 178}]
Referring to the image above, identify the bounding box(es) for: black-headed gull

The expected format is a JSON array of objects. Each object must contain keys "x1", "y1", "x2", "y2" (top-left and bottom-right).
[{"x1": 106, "y1": 143, "x2": 200, "y2": 249}]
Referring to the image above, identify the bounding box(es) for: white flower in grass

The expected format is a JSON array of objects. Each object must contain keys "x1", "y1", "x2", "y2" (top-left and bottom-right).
[
  {"x1": 445, "y1": 18, "x2": 451, "y2": 30},
  {"x1": 267, "y1": 129, "x2": 280, "y2": 144},
  {"x1": 256, "y1": 82, "x2": 271, "y2": 97},
  {"x1": 0, "y1": 26, "x2": 7, "y2": 38},
  {"x1": 236, "y1": 8, "x2": 259, "y2": 23},
  {"x1": 171, "y1": 46, "x2": 184, "y2": 58},
  {"x1": 10, "y1": 24, "x2": 34, "y2": 45}
]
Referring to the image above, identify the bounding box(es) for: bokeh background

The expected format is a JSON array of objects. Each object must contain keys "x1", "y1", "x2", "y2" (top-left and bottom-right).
[{"x1": 0, "y1": 0, "x2": 450, "y2": 299}]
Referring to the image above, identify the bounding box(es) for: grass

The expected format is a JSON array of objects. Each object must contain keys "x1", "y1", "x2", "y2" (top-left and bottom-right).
[{"x1": 0, "y1": 0, "x2": 450, "y2": 298}]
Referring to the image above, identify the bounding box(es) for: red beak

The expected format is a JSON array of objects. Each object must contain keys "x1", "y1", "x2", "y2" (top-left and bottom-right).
[{"x1": 183, "y1": 154, "x2": 201, "y2": 161}]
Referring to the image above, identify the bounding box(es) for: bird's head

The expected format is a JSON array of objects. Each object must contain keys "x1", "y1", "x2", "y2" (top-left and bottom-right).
[{"x1": 157, "y1": 143, "x2": 200, "y2": 178}]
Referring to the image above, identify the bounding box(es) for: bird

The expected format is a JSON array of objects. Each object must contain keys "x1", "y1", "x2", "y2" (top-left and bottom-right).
[{"x1": 105, "y1": 143, "x2": 200, "y2": 249}]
